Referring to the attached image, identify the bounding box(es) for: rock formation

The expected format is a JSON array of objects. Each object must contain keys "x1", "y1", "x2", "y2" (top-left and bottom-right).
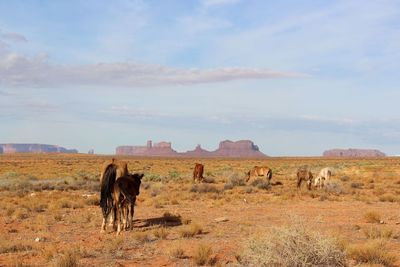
[
  {"x1": 116, "y1": 140, "x2": 267, "y2": 158},
  {"x1": 116, "y1": 140, "x2": 179, "y2": 157},
  {"x1": 323, "y1": 148, "x2": 386, "y2": 157},
  {"x1": 0, "y1": 146, "x2": 3, "y2": 154},
  {"x1": 0, "y1": 144, "x2": 78, "y2": 154}
]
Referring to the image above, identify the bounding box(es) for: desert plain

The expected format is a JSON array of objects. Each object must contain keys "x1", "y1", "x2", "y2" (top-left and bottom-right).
[{"x1": 0, "y1": 153, "x2": 400, "y2": 266}]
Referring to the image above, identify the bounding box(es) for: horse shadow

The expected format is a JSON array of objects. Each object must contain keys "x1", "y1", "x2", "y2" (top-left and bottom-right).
[{"x1": 133, "y1": 214, "x2": 184, "y2": 228}]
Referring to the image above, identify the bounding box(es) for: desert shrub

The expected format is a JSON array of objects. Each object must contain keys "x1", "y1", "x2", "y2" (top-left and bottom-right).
[
  {"x1": 0, "y1": 241, "x2": 32, "y2": 254},
  {"x1": 53, "y1": 250, "x2": 79, "y2": 267},
  {"x1": 169, "y1": 245, "x2": 186, "y2": 259},
  {"x1": 244, "y1": 186, "x2": 253, "y2": 194},
  {"x1": 251, "y1": 179, "x2": 270, "y2": 190},
  {"x1": 203, "y1": 177, "x2": 215, "y2": 184},
  {"x1": 228, "y1": 173, "x2": 246, "y2": 187},
  {"x1": 153, "y1": 227, "x2": 169, "y2": 240},
  {"x1": 193, "y1": 244, "x2": 213, "y2": 266},
  {"x1": 363, "y1": 226, "x2": 393, "y2": 239},
  {"x1": 168, "y1": 170, "x2": 181, "y2": 180},
  {"x1": 180, "y1": 223, "x2": 203, "y2": 238},
  {"x1": 351, "y1": 182, "x2": 364, "y2": 189},
  {"x1": 347, "y1": 240, "x2": 397, "y2": 266},
  {"x1": 379, "y1": 194, "x2": 399, "y2": 203},
  {"x1": 223, "y1": 183, "x2": 234, "y2": 190},
  {"x1": 132, "y1": 232, "x2": 152, "y2": 243},
  {"x1": 325, "y1": 181, "x2": 345, "y2": 195},
  {"x1": 340, "y1": 176, "x2": 350, "y2": 182},
  {"x1": 364, "y1": 211, "x2": 382, "y2": 223},
  {"x1": 0, "y1": 172, "x2": 37, "y2": 192},
  {"x1": 239, "y1": 217, "x2": 346, "y2": 267},
  {"x1": 190, "y1": 184, "x2": 220, "y2": 194}
]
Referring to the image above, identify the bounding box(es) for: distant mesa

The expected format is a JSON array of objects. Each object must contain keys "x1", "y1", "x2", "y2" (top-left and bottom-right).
[
  {"x1": 88, "y1": 149, "x2": 95, "y2": 154},
  {"x1": 116, "y1": 139, "x2": 267, "y2": 158},
  {"x1": 0, "y1": 146, "x2": 3, "y2": 154},
  {"x1": 0, "y1": 144, "x2": 78, "y2": 154},
  {"x1": 323, "y1": 148, "x2": 386, "y2": 158}
]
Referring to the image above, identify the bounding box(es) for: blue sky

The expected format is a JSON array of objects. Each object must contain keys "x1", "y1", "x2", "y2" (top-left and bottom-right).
[{"x1": 0, "y1": 0, "x2": 399, "y2": 155}]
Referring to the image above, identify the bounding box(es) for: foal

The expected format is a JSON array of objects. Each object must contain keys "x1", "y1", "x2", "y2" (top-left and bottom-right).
[{"x1": 113, "y1": 173, "x2": 144, "y2": 234}]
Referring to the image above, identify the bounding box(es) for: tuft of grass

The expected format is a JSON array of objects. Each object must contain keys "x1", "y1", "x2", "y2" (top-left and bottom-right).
[
  {"x1": 180, "y1": 223, "x2": 203, "y2": 238},
  {"x1": 193, "y1": 244, "x2": 213, "y2": 266},
  {"x1": 53, "y1": 250, "x2": 79, "y2": 267},
  {"x1": 351, "y1": 182, "x2": 364, "y2": 189},
  {"x1": 364, "y1": 211, "x2": 382, "y2": 223},
  {"x1": 169, "y1": 245, "x2": 186, "y2": 259},
  {"x1": 190, "y1": 184, "x2": 220, "y2": 194},
  {"x1": 347, "y1": 240, "x2": 397, "y2": 266},
  {"x1": 363, "y1": 226, "x2": 393, "y2": 239},
  {"x1": 379, "y1": 194, "x2": 399, "y2": 203},
  {"x1": 132, "y1": 232, "x2": 152, "y2": 243},
  {"x1": 153, "y1": 227, "x2": 169, "y2": 240},
  {"x1": 240, "y1": 217, "x2": 346, "y2": 267},
  {"x1": 251, "y1": 179, "x2": 270, "y2": 190}
]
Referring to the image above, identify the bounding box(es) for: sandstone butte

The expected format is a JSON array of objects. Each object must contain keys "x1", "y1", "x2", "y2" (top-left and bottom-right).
[
  {"x1": 323, "y1": 148, "x2": 386, "y2": 157},
  {"x1": 116, "y1": 140, "x2": 267, "y2": 158}
]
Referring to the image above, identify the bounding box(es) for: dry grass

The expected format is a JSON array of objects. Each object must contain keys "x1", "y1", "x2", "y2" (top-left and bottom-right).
[
  {"x1": 240, "y1": 217, "x2": 346, "y2": 267},
  {"x1": 347, "y1": 240, "x2": 397, "y2": 266},
  {"x1": 169, "y1": 244, "x2": 186, "y2": 259},
  {"x1": 153, "y1": 227, "x2": 169, "y2": 239},
  {"x1": 364, "y1": 211, "x2": 382, "y2": 223},
  {"x1": 193, "y1": 244, "x2": 213, "y2": 266},
  {"x1": 363, "y1": 226, "x2": 393, "y2": 239},
  {"x1": 52, "y1": 250, "x2": 79, "y2": 267},
  {"x1": 180, "y1": 223, "x2": 203, "y2": 238}
]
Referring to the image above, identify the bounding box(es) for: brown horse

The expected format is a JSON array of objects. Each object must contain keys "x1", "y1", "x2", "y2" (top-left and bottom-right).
[
  {"x1": 193, "y1": 163, "x2": 204, "y2": 183},
  {"x1": 99, "y1": 158, "x2": 129, "y2": 233},
  {"x1": 113, "y1": 173, "x2": 144, "y2": 234},
  {"x1": 246, "y1": 166, "x2": 272, "y2": 183},
  {"x1": 297, "y1": 166, "x2": 313, "y2": 190}
]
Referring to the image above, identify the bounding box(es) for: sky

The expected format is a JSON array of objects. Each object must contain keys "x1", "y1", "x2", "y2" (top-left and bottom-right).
[{"x1": 0, "y1": 0, "x2": 400, "y2": 156}]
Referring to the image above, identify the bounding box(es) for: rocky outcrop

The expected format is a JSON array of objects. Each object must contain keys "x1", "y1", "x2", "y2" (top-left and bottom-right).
[
  {"x1": 116, "y1": 140, "x2": 179, "y2": 157},
  {"x1": 0, "y1": 146, "x2": 3, "y2": 154},
  {"x1": 116, "y1": 140, "x2": 267, "y2": 158},
  {"x1": 323, "y1": 148, "x2": 386, "y2": 158},
  {"x1": 183, "y1": 145, "x2": 213, "y2": 157},
  {"x1": 213, "y1": 140, "x2": 265, "y2": 158},
  {"x1": 0, "y1": 144, "x2": 78, "y2": 154}
]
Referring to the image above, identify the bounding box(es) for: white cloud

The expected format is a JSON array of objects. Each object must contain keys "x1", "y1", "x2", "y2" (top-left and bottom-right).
[{"x1": 0, "y1": 52, "x2": 306, "y2": 88}]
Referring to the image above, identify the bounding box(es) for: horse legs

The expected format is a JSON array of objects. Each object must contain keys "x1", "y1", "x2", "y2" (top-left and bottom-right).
[
  {"x1": 116, "y1": 203, "x2": 122, "y2": 235},
  {"x1": 129, "y1": 203, "x2": 135, "y2": 230},
  {"x1": 297, "y1": 177, "x2": 302, "y2": 189}
]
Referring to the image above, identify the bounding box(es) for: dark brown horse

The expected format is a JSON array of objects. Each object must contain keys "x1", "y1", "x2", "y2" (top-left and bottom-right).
[
  {"x1": 99, "y1": 158, "x2": 129, "y2": 233},
  {"x1": 193, "y1": 163, "x2": 204, "y2": 183},
  {"x1": 297, "y1": 166, "x2": 313, "y2": 190},
  {"x1": 113, "y1": 173, "x2": 144, "y2": 234}
]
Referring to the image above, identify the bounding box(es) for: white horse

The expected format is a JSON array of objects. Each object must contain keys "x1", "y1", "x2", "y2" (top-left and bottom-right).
[{"x1": 314, "y1": 167, "x2": 334, "y2": 189}]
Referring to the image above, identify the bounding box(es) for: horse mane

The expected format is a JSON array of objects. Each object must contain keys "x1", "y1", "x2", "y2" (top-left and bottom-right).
[{"x1": 100, "y1": 164, "x2": 117, "y2": 218}]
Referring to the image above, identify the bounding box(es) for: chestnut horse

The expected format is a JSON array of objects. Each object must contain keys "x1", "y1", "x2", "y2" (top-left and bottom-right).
[
  {"x1": 193, "y1": 163, "x2": 204, "y2": 183},
  {"x1": 297, "y1": 166, "x2": 313, "y2": 190},
  {"x1": 246, "y1": 166, "x2": 272, "y2": 183}
]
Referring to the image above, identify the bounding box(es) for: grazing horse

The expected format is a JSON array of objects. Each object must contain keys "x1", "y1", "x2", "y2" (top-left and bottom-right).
[
  {"x1": 193, "y1": 163, "x2": 204, "y2": 183},
  {"x1": 113, "y1": 173, "x2": 144, "y2": 234},
  {"x1": 314, "y1": 167, "x2": 334, "y2": 189},
  {"x1": 99, "y1": 158, "x2": 129, "y2": 233},
  {"x1": 297, "y1": 167, "x2": 313, "y2": 190},
  {"x1": 246, "y1": 166, "x2": 272, "y2": 183}
]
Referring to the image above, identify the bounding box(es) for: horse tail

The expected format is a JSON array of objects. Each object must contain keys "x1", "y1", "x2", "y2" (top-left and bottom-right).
[
  {"x1": 100, "y1": 164, "x2": 117, "y2": 218},
  {"x1": 267, "y1": 169, "x2": 273, "y2": 181}
]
